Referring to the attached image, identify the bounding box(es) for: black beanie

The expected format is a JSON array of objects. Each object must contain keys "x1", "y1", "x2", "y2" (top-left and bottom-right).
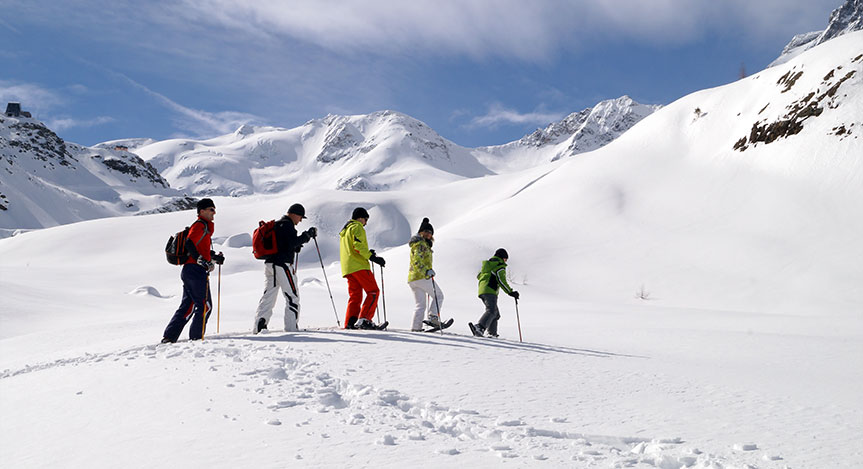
[
  {"x1": 418, "y1": 217, "x2": 434, "y2": 234},
  {"x1": 352, "y1": 207, "x2": 370, "y2": 219},
  {"x1": 494, "y1": 248, "x2": 509, "y2": 260},
  {"x1": 288, "y1": 203, "x2": 306, "y2": 218},
  {"x1": 196, "y1": 198, "x2": 215, "y2": 213}
]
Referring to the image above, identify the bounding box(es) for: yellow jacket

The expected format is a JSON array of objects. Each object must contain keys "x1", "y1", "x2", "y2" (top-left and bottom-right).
[{"x1": 339, "y1": 220, "x2": 372, "y2": 277}]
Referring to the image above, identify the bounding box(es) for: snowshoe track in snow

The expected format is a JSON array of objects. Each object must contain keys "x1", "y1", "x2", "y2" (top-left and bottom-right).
[{"x1": 1, "y1": 332, "x2": 789, "y2": 468}]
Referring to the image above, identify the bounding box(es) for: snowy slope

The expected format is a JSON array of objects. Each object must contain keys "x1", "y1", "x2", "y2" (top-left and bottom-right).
[
  {"x1": 1, "y1": 31, "x2": 862, "y2": 468},
  {"x1": 134, "y1": 110, "x2": 493, "y2": 196},
  {"x1": 456, "y1": 31, "x2": 863, "y2": 316},
  {"x1": 0, "y1": 116, "x2": 191, "y2": 235},
  {"x1": 770, "y1": 0, "x2": 862, "y2": 66},
  {"x1": 474, "y1": 96, "x2": 659, "y2": 173}
]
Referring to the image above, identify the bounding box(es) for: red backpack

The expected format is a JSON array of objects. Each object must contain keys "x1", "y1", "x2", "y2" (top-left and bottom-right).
[{"x1": 252, "y1": 220, "x2": 279, "y2": 259}]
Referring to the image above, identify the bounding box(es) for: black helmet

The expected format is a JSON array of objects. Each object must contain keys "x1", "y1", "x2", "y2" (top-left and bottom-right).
[{"x1": 494, "y1": 248, "x2": 509, "y2": 260}]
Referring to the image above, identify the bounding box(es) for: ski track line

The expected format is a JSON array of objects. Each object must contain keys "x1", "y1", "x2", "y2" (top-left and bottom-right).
[{"x1": 1, "y1": 334, "x2": 787, "y2": 468}]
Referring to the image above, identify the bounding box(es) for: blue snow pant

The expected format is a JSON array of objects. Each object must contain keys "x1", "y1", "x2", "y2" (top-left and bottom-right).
[
  {"x1": 163, "y1": 263, "x2": 212, "y2": 341},
  {"x1": 477, "y1": 293, "x2": 501, "y2": 336}
]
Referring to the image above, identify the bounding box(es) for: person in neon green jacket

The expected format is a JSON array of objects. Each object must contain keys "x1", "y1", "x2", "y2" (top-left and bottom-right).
[
  {"x1": 407, "y1": 217, "x2": 445, "y2": 331},
  {"x1": 339, "y1": 207, "x2": 386, "y2": 329},
  {"x1": 469, "y1": 248, "x2": 519, "y2": 338}
]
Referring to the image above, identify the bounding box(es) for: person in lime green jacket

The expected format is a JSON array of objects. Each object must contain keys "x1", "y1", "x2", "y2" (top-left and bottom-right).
[
  {"x1": 339, "y1": 207, "x2": 386, "y2": 329},
  {"x1": 469, "y1": 248, "x2": 519, "y2": 338},
  {"x1": 407, "y1": 217, "x2": 445, "y2": 331}
]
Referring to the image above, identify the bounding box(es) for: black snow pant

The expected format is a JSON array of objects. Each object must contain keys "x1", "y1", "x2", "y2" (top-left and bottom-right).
[
  {"x1": 163, "y1": 263, "x2": 212, "y2": 341},
  {"x1": 477, "y1": 293, "x2": 500, "y2": 336}
]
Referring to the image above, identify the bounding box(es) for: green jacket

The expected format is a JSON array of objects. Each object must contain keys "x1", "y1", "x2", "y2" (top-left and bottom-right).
[
  {"x1": 407, "y1": 235, "x2": 433, "y2": 282},
  {"x1": 477, "y1": 256, "x2": 513, "y2": 296},
  {"x1": 339, "y1": 220, "x2": 372, "y2": 277}
]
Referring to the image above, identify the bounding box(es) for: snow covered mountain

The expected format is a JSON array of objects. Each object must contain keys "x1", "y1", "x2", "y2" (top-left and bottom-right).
[
  {"x1": 1, "y1": 26, "x2": 861, "y2": 469},
  {"x1": 770, "y1": 0, "x2": 862, "y2": 66},
  {"x1": 473, "y1": 96, "x2": 659, "y2": 173},
  {"x1": 2, "y1": 101, "x2": 655, "y2": 232},
  {"x1": 133, "y1": 110, "x2": 492, "y2": 197},
  {"x1": 0, "y1": 116, "x2": 191, "y2": 236}
]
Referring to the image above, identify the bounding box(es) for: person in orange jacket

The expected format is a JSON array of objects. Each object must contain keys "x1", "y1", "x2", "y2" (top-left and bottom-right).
[{"x1": 161, "y1": 198, "x2": 224, "y2": 343}]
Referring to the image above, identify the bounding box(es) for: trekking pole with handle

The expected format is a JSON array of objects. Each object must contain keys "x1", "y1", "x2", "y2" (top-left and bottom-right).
[
  {"x1": 380, "y1": 265, "x2": 387, "y2": 323},
  {"x1": 371, "y1": 263, "x2": 379, "y2": 325},
  {"x1": 313, "y1": 237, "x2": 341, "y2": 327},
  {"x1": 514, "y1": 297, "x2": 523, "y2": 343},
  {"x1": 431, "y1": 276, "x2": 443, "y2": 336},
  {"x1": 202, "y1": 278, "x2": 210, "y2": 341},
  {"x1": 217, "y1": 264, "x2": 222, "y2": 333}
]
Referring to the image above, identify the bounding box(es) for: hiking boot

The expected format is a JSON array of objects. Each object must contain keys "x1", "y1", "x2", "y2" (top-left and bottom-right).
[
  {"x1": 427, "y1": 315, "x2": 441, "y2": 326},
  {"x1": 254, "y1": 318, "x2": 267, "y2": 334},
  {"x1": 345, "y1": 317, "x2": 358, "y2": 329},
  {"x1": 468, "y1": 322, "x2": 484, "y2": 337},
  {"x1": 160, "y1": 337, "x2": 175, "y2": 344},
  {"x1": 357, "y1": 318, "x2": 376, "y2": 330}
]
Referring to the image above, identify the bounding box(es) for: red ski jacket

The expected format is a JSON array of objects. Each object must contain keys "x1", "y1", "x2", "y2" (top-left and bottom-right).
[{"x1": 184, "y1": 217, "x2": 214, "y2": 264}]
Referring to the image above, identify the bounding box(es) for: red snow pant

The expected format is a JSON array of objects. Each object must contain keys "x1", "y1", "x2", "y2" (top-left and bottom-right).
[{"x1": 344, "y1": 269, "x2": 379, "y2": 328}]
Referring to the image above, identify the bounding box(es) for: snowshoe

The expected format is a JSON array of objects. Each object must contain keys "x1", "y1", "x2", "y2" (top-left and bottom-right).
[
  {"x1": 468, "y1": 322, "x2": 484, "y2": 337},
  {"x1": 423, "y1": 317, "x2": 454, "y2": 332}
]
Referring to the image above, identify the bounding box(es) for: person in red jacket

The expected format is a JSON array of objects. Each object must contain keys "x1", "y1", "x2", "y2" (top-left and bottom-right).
[{"x1": 161, "y1": 198, "x2": 224, "y2": 343}]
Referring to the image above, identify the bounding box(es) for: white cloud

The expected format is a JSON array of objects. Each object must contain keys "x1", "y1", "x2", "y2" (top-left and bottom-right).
[
  {"x1": 469, "y1": 103, "x2": 564, "y2": 129},
  {"x1": 0, "y1": 82, "x2": 66, "y2": 110},
  {"x1": 47, "y1": 116, "x2": 114, "y2": 131},
  {"x1": 175, "y1": 0, "x2": 838, "y2": 60},
  {"x1": 117, "y1": 74, "x2": 264, "y2": 137}
]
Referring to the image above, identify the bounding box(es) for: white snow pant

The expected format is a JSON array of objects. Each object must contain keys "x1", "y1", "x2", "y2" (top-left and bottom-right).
[
  {"x1": 254, "y1": 262, "x2": 300, "y2": 332},
  {"x1": 408, "y1": 278, "x2": 444, "y2": 330}
]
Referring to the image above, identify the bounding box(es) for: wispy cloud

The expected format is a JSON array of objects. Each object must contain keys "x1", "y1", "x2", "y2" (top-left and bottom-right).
[
  {"x1": 175, "y1": 0, "x2": 836, "y2": 60},
  {"x1": 47, "y1": 116, "x2": 115, "y2": 131},
  {"x1": 0, "y1": 81, "x2": 66, "y2": 109},
  {"x1": 468, "y1": 103, "x2": 564, "y2": 129},
  {"x1": 116, "y1": 74, "x2": 264, "y2": 137}
]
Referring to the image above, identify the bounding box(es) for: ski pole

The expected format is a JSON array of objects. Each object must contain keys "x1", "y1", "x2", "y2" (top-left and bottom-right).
[
  {"x1": 313, "y1": 237, "x2": 341, "y2": 327},
  {"x1": 202, "y1": 277, "x2": 210, "y2": 341},
  {"x1": 431, "y1": 276, "x2": 443, "y2": 336},
  {"x1": 514, "y1": 297, "x2": 523, "y2": 343},
  {"x1": 380, "y1": 265, "x2": 387, "y2": 323},
  {"x1": 217, "y1": 264, "x2": 221, "y2": 334},
  {"x1": 371, "y1": 263, "x2": 379, "y2": 326}
]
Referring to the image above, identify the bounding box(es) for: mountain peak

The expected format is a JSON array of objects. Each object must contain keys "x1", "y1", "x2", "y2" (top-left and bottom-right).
[{"x1": 771, "y1": 0, "x2": 862, "y2": 66}]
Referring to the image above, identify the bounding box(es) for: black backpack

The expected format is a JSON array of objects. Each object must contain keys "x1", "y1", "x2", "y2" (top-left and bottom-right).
[{"x1": 165, "y1": 220, "x2": 205, "y2": 265}]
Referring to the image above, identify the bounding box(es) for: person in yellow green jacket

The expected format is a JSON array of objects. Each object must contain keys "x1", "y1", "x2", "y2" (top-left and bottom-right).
[
  {"x1": 469, "y1": 248, "x2": 519, "y2": 338},
  {"x1": 407, "y1": 218, "x2": 446, "y2": 331},
  {"x1": 339, "y1": 207, "x2": 386, "y2": 329}
]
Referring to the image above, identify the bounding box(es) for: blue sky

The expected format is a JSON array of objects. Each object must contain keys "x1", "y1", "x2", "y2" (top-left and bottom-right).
[{"x1": 0, "y1": 0, "x2": 840, "y2": 148}]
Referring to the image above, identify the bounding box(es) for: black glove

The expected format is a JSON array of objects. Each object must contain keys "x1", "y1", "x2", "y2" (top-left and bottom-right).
[
  {"x1": 370, "y1": 255, "x2": 386, "y2": 267},
  {"x1": 510, "y1": 290, "x2": 520, "y2": 300},
  {"x1": 197, "y1": 256, "x2": 215, "y2": 272},
  {"x1": 305, "y1": 227, "x2": 317, "y2": 239},
  {"x1": 211, "y1": 252, "x2": 225, "y2": 265},
  {"x1": 369, "y1": 249, "x2": 376, "y2": 257}
]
